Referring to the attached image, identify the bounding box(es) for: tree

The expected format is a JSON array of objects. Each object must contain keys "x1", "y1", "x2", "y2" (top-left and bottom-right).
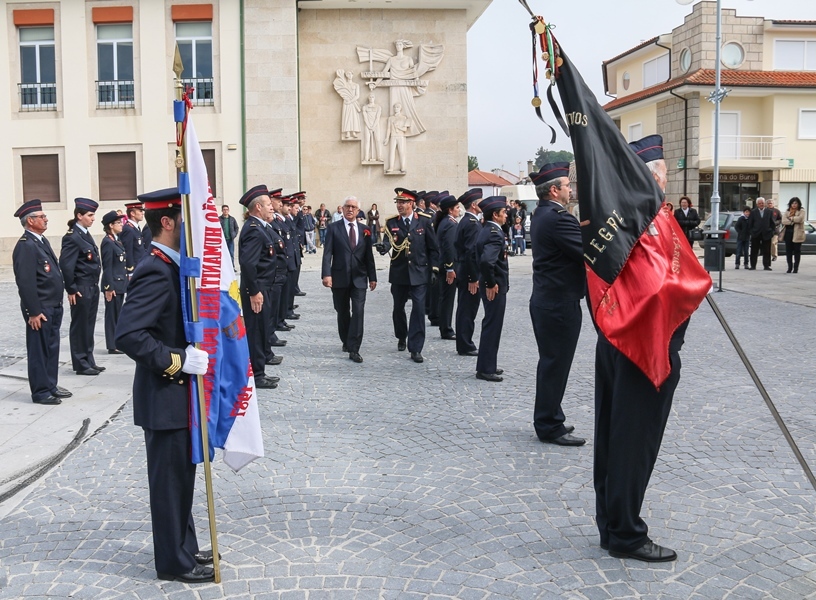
[
  {"x1": 468, "y1": 155, "x2": 479, "y2": 171},
  {"x1": 533, "y1": 147, "x2": 575, "y2": 171}
]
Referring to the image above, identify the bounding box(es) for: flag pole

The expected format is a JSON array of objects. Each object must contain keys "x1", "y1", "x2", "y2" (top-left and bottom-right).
[{"x1": 173, "y1": 45, "x2": 222, "y2": 584}]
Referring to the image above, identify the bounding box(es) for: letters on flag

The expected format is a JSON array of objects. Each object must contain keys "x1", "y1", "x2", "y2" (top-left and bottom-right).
[{"x1": 183, "y1": 115, "x2": 264, "y2": 471}]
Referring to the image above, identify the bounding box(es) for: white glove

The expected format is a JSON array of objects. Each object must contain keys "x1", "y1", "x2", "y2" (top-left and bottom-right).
[{"x1": 181, "y1": 345, "x2": 209, "y2": 375}]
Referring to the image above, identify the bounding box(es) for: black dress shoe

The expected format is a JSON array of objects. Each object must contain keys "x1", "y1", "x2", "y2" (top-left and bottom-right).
[
  {"x1": 292, "y1": 304, "x2": 299, "y2": 309},
  {"x1": 541, "y1": 433, "x2": 586, "y2": 446},
  {"x1": 476, "y1": 372, "x2": 503, "y2": 382},
  {"x1": 276, "y1": 325, "x2": 293, "y2": 332},
  {"x1": 459, "y1": 350, "x2": 479, "y2": 356},
  {"x1": 157, "y1": 564, "x2": 215, "y2": 583},
  {"x1": 92, "y1": 365, "x2": 106, "y2": 372},
  {"x1": 76, "y1": 368, "x2": 100, "y2": 376},
  {"x1": 565, "y1": 425, "x2": 575, "y2": 434},
  {"x1": 349, "y1": 352, "x2": 363, "y2": 363},
  {"x1": 294, "y1": 291, "x2": 307, "y2": 297},
  {"x1": 410, "y1": 352, "x2": 424, "y2": 363},
  {"x1": 764, "y1": 267, "x2": 772, "y2": 271},
  {"x1": 609, "y1": 540, "x2": 677, "y2": 562},
  {"x1": 255, "y1": 377, "x2": 278, "y2": 389},
  {"x1": 397, "y1": 340, "x2": 407, "y2": 351},
  {"x1": 107, "y1": 349, "x2": 124, "y2": 355},
  {"x1": 265, "y1": 356, "x2": 283, "y2": 366},
  {"x1": 440, "y1": 333, "x2": 456, "y2": 340},
  {"x1": 52, "y1": 387, "x2": 72, "y2": 398},
  {"x1": 271, "y1": 339, "x2": 287, "y2": 347},
  {"x1": 342, "y1": 344, "x2": 349, "y2": 352},
  {"x1": 495, "y1": 368, "x2": 504, "y2": 375},
  {"x1": 286, "y1": 313, "x2": 301, "y2": 320},
  {"x1": 194, "y1": 550, "x2": 221, "y2": 565},
  {"x1": 266, "y1": 375, "x2": 280, "y2": 384},
  {"x1": 33, "y1": 395, "x2": 61, "y2": 405}
]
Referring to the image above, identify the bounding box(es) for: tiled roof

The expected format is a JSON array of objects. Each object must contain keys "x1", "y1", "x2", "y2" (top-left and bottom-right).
[
  {"x1": 603, "y1": 69, "x2": 816, "y2": 111},
  {"x1": 771, "y1": 20, "x2": 816, "y2": 25},
  {"x1": 468, "y1": 169, "x2": 512, "y2": 187},
  {"x1": 602, "y1": 36, "x2": 660, "y2": 66}
]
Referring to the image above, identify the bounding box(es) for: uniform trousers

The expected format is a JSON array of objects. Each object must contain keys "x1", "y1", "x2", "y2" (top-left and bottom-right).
[
  {"x1": 475, "y1": 287, "x2": 506, "y2": 374},
  {"x1": 266, "y1": 279, "x2": 285, "y2": 354},
  {"x1": 749, "y1": 236, "x2": 771, "y2": 269},
  {"x1": 23, "y1": 304, "x2": 62, "y2": 402},
  {"x1": 277, "y1": 275, "x2": 291, "y2": 327},
  {"x1": 243, "y1": 289, "x2": 271, "y2": 379},
  {"x1": 391, "y1": 283, "x2": 427, "y2": 353},
  {"x1": 530, "y1": 298, "x2": 582, "y2": 440},
  {"x1": 143, "y1": 427, "x2": 199, "y2": 575},
  {"x1": 69, "y1": 283, "x2": 100, "y2": 371},
  {"x1": 455, "y1": 280, "x2": 480, "y2": 354},
  {"x1": 331, "y1": 286, "x2": 367, "y2": 353},
  {"x1": 438, "y1": 277, "x2": 456, "y2": 338},
  {"x1": 593, "y1": 334, "x2": 681, "y2": 553},
  {"x1": 426, "y1": 273, "x2": 440, "y2": 324},
  {"x1": 104, "y1": 294, "x2": 124, "y2": 351},
  {"x1": 291, "y1": 266, "x2": 302, "y2": 301}
]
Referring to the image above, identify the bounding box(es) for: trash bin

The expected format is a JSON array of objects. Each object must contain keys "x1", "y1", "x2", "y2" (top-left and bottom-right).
[{"x1": 703, "y1": 232, "x2": 725, "y2": 272}]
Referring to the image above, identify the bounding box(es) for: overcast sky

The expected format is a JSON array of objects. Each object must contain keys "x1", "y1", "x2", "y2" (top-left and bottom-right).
[{"x1": 467, "y1": 0, "x2": 816, "y2": 175}]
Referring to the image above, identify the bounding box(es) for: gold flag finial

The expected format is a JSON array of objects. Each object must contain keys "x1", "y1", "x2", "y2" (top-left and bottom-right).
[{"x1": 173, "y1": 44, "x2": 184, "y2": 80}]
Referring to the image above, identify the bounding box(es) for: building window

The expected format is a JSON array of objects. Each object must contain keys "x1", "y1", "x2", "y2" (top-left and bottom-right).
[
  {"x1": 679, "y1": 48, "x2": 692, "y2": 73},
  {"x1": 628, "y1": 123, "x2": 643, "y2": 142},
  {"x1": 643, "y1": 54, "x2": 669, "y2": 88},
  {"x1": 98, "y1": 152, "x2": 137, "y2": 201},
  {"x1": 799, "y1": 110, "x2": 816, "y2": 139},
  {"x1": 176, "y1": 22, "x2": 213, "y2": 105},
  {"x1": 721, "y1": 42, "x2": 745, "y2": 69},
  {"x1": 622, "y1": 71, "x2": 630, "y2": 91},
  {"x1": 19, "y1": 27, "x2": 56, "y2": 111},
  {"x1": 22, "y1": 155, "x2": 60, "y2": 203},
  {"x1": 775, "y1": 40, "x2": 816, "y2": 71},
  {"x1": 97, "y1": 24, "x2": 134, "y2": 108},
  {"x1": 177, "y1": 149, "x2": 217, "y2": 197}
]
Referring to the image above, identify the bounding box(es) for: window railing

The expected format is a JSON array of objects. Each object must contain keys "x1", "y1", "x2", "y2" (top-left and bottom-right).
[
  {"x1": 19, "y1": 83, "x2": 57, "y2": 111},
  {"x1": 700, "y1": 136, "x2": 786, "y2": 161},
  {"x1": 96, "y1": 80, "x2": 135, "y2": 108},
  {"x1": 180, "y1": 77, "x2": 214, "y2": 106}
]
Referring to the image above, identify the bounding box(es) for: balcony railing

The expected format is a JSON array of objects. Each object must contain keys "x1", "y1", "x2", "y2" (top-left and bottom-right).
[
  {"x1": 180, "y1": 77, "x2": 214, "y2": 106},
  {"x1": 699, "y1": 136, "x2": 786, "y2": 161},
  {"x1": 19, "y1": 83, "x2": 57, "y2": 112},
  {"x1": 96, "y1": 80, "x2": 135, "y2": 108}
]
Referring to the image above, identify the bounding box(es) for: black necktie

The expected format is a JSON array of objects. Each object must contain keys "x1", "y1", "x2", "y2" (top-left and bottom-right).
[
  {"x1": 404, "y1": 218, "x2": 410, "y2": 228},
  {"x1": 349, "y1": 223, "x2": 356, "y2": 249}
]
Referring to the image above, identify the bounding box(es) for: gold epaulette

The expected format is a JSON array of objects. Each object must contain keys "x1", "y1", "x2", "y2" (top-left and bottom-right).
[{"x1": 164, "y1": 352, "x2": 182, "y2": 377}]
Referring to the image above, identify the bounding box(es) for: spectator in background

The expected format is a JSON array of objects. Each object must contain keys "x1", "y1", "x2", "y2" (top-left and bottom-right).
[
  {"x1": 734, "y1": 206, "x2": 751, "y2": 270},
  {"x1": 782, "y1": 197, "x2": 806, "y2": 274},
  {"x1": 315, "y1": 203, "x2": 331, "y2": 247},
  {"x1": 219, "y1": 205, "x2": 239, "y2": 268},
  {"x1": 332, "y1": 205, "x2": 344, "y2": 223},
  {"x1": 767, "y1": 199, "x2": 783, "y2": 262},
  {"x1": 303, "y1": 205, "x2": 317, "y2": 254},
  {"x1": 673, "y1": 197, "x2": 700, "y2": 246},
  {"x1": 748, "y1": 197, "x2": 775, "y2": 271},
  {"x1": 512, "y1": 216, "x2": 526, "y2": 255},
  {"x1": 516, "y1": 201, "x2": 528, "y2": 235},
  {"x1": 367, "y1": 203, "x2": 381, "y2": 244}
]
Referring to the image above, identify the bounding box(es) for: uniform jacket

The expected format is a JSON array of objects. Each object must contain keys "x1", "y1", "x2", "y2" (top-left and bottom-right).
[
  {"x1": 279, "y1": 215, "x2": 298, "y2": 271},
  {"x1": 120, "y1": 221, "x2": 146, "y2": 273},
  {"x1": 782, "y1": 209, "x2": 807, "y2": 243},
  {"x1": 673, "y1": 207, "x2": 701, "y2": 240},
  {"x1": 477, "y1": 222, "x2": 509, "y2": 292},
  {"x1": 321, "y1": 219, "x2": 377, "y2": 289},
  {"x1": 382, "y1": 212, "x2": 439, "y2": 286},
  {"x1": 264, "y1": 220, "x2": 289, "y2": 282},
  {"x1": 239, "y1": 217, "x2": 278, "y2": 296},
  {"x1": 101, "y1": 235, "x2": 127, "y2": 294},
  {"x1": 13, "y1": 231, "x2": 64, "y2": 317},
  {"x1": 141, "y1": 223, "x2": 153, "y2": 250},
  {"x1": 115, "y1": 248, "x2": 189, "y2": 430},
  {"x1": 748, "y1": 207, "x2": 775, "y2": 240},
  {"x1": 530, "y1": 199, "x2": 586, "y2": 301},
  {"x1": 436, "y1": 216, "x2": 458, "y2": 271},
  {"x1": 454, "y1": 211, "x2": 481, "y2": 284},
  {"x1": 59, "y1": 227, "x2": 101, "y2": 293}
]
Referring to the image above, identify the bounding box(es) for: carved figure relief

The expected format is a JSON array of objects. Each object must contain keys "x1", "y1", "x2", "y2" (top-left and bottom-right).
[{"x1": 332, "y1": 39, "x2": 444, "y2": 175}]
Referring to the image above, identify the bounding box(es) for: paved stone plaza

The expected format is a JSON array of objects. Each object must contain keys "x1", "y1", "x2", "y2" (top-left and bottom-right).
[{"x1": 0, "y1": 254, "x2": 815, "y2": 599}]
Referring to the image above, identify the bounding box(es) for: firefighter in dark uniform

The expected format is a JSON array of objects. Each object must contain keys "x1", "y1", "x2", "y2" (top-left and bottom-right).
[
  {"x1": 272, "y1": 196, "x2": 296, "y2": 332},
  {"x1": 378, "y1": 188, "x2": 439, "y2": 363},
  {"x1": 237, "y1": 185, "x2": 279, "y2": 390},
  {"x1": 420, "y1": 191, "x2": 439, "y2": 325},
  {"x1": 100, "y1": 211, "x2": 128, "y2": 354},
  {"x1": 265, "y1": 188, "x2": 288, "y2": 354},
  {"x1": 453, "y1": 189, "x2": 483, "y2": 356},
  {"x1": 594, "y1": 136, "x2": 681, "y2": 563},
  {"x1": 13, "y1": 199, "x2": 71, "y2": 405},
  {"x1": 283, "y1": 195, "x2": 303, "y2": 318},
  {"x1": 528, "y1": 163, "x2": 586, "y2": 447},
  {"x1": 291, "y1": 191, "x2": 308, "y2": 298},
  {"x1": 121, "y1": 201, "x2": 146, "y2": 275},
  {"x1": 115, "y1": 188, "x2": 214, "y2": 583},
  {"x1": 474, "y1": 196, "x2": 509, "y2": 382},
  {"x1": 433, "y1": 193, "x2": 460, "y2": 340},
  {"x1": 59, "y1": 197, "x2": 103, "y2": 376}
]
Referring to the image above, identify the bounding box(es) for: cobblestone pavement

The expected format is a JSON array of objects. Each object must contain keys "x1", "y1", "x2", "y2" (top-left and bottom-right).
[{"x1": 1, "y1": 255, "x2": 816, "y2": 599}]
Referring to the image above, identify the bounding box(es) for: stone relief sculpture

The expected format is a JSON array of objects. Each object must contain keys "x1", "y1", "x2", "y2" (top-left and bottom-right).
[
  {"x1": 383, "y1": 103, "x2": 411, "y2": 174},
  {"x1": 331, "y1": 39, "x2": 444, "y2": 175},
  {"x1": 333, "y1": 69, "x2": 361, "y2": 140},
  {"x1": 361, "y1": 94, "x2": 383, "y2": 163}
]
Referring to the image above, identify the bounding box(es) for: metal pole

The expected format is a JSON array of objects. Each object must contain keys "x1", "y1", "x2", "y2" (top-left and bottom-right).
[
  {"x1": 173, "y1": 47, "x2": 222, "y2": 584},
  {"x1": 710, "y1": 0, "x2": 725, "y2": 291}
]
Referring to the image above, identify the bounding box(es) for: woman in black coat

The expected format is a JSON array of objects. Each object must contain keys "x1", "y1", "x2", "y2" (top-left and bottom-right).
[
  {"x1": 673, "y1": 196, "x2": 701, "y2": 245},
  {"x1": 100, "y1": 211, "x2": 127, "y2": 353}
]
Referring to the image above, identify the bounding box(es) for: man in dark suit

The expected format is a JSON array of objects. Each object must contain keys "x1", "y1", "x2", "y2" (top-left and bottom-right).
[
  {"x1": 475, "y1": 196, "x2": 509, "y2": 382},
  {"x1": 13, "y1": 199, "x2": 71, "y2": 405},
  {"x1": 528, "y1": 163, "x2": 586, "y2": 446},
  {"x1": 322, "y1": 195, "x2": 377, "y2": 363},
  {"x1": 748, "y1": 197, "x2": 774, "y2": 270},
  {"x1": 115, "y1": 188, "x2": 214, "y2": 583},
  {"x1": 454, "y1": 189, "x2": 483, "y2": 356},
  {"x1": 379, "y1": 188, "x2": 439, "y2": 363},
  {"x1": 673, "y1": 196, "x2": 700, "y2": 246}
]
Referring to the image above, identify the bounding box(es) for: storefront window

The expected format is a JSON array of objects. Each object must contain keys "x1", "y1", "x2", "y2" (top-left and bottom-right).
[{"x1": 698, "y1": 182, "x2": 760, "y2": 217}]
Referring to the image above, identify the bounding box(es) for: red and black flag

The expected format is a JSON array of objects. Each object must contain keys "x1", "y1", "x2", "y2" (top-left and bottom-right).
[{"x1": 527, "y1": 14, "x2": 711, "y2": 388}]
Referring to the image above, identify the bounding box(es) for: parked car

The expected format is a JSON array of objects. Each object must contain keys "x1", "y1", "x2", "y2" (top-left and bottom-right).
[{"x1": 698, "y1": 212, "x2": 816, "y2": 256}]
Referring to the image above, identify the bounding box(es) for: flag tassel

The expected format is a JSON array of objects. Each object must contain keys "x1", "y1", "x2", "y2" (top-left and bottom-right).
[{"x1": 173, "y1": 44, "x2": 222, "y2": 584}]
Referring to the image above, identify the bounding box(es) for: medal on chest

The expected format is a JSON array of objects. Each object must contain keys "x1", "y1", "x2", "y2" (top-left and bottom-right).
[
  {"x1": 44, "y1": 261, "x2": 51, "y2": 273},
  {"x1": 86, "y1": 250, "x2": 94, "y2": 261}
]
